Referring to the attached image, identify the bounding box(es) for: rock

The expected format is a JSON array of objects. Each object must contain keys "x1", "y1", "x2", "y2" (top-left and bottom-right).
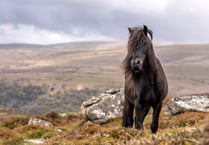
[
  {"x1": 81, "y1": 88, "x2": 124, "y2": 124},
  {"x1": 28, "y1": 117, "x2": 53, "y2": 127},
  {"x1": 166, "y1": 94, "x2": 209, "y2": 115},
  {"x1": 54, "y1": 128, "x2": 63, "y2": 132},
  {"x1": 24, "y1": 139, "x2": 46, "y2": 144}
]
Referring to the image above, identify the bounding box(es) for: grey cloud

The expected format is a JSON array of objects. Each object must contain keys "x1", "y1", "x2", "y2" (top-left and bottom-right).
[{"x1": 1, "y1": 0, "x2": 209, "y2": 43}]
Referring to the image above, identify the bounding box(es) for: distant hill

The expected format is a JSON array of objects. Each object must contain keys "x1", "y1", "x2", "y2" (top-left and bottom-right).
[
  {"x1": 0, "y1": 43, "x2": 44, "y2": 49},
  {"x1": 0, "y1": 41, "x2": 117, "y2": 49},
  {"x1": 46, "y1": 41, "x2": 115, "y2": 49},
  {"x1": 0, "y1": 41, "x2": 209, "y2": 114}
]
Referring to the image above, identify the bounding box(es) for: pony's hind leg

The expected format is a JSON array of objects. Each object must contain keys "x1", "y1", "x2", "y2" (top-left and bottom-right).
[
  {"x1": 122, "y1": 100, "x2": 134, "y2": 127},
  {"x1": 151, "y1": 103, "x2": 162, "y2": 133}
]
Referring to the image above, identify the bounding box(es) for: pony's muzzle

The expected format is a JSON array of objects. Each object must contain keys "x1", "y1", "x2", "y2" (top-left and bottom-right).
[{"x1": 131, "y1": 58, "x2": 143, "y2": 72}]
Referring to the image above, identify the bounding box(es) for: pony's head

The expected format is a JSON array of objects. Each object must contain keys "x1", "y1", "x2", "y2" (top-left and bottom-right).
[{"x1": 128, "y1": 25, "x2": 153, "y2": 73}]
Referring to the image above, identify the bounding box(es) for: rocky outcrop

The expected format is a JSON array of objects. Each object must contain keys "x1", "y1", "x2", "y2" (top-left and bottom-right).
[
  {"x1": 166, "y1": 94, "x2": 209, "y2": 115},
  {"x1": 81, "y1": 89, "x2": 124, "y2": 124},
  {"x1": 82, "y1": 89, "x2": 209, "y2": 123}
]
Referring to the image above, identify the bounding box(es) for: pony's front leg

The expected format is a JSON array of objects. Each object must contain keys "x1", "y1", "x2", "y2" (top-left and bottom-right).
[
  {"x1": 122, "y1": 100, "x2": 134, "y2": 127},
  {"x1": 135, "y1": 103, "x2": 150, "y2": 130},
  {"x1": 151, "y1": 103, "x2": 162, "y2": 133}
]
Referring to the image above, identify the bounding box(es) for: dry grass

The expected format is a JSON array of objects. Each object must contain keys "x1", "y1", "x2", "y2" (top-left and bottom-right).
[
  {"x1": 0, "y1": 107, "x2": 209, "y2": 144},
  {"x1": 46, "y1": 111, "x2": 209, "y2": 145}
]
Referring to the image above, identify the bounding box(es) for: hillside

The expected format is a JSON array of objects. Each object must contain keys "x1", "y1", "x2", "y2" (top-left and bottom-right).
[
  {"x1": 0, "y1": 42, "x2": 209, "y2": 114},
  {"x1": 0, "y1": 42, "x2": 209, "y2": 144}
]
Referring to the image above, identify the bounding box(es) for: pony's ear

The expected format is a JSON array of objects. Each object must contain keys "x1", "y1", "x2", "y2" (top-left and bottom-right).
[
  {"x1": 148, "y1": 29, "x2": 153, "y2": 40},
  {"x1": 143, "y1": 25, "x2": 148, "y2": 36},
  {"x1": 128, "y1": 27, "x2": 133, "y2": 34}
]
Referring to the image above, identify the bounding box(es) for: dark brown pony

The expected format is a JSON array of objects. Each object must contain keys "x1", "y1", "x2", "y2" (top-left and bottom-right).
[{"x1": 121, "y1": 25, "x2": 168, "y2": 133}]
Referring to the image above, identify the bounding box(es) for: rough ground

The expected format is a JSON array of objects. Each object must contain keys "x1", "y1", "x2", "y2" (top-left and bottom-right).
[{"x1": 1, "y1": 99, "x2": 209, "y2": 145}]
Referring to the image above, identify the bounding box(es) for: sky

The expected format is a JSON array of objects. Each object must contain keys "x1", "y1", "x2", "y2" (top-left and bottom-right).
[{"x1": 1, "y1": 0, "x2": 209, "y2": 44}]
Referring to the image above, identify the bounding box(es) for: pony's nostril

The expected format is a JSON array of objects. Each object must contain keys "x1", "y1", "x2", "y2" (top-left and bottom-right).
[
  {"x1": 135, "y1": 59, "x2": 140, "y2": 65},
  {"x1": 136, "y1": 60, "x2": 140, "y2": 65}
]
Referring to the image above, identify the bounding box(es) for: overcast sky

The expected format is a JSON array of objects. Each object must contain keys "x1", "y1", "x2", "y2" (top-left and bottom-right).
[{"x1": 0, "y1": 0, "x2": 209, "y2": 44}]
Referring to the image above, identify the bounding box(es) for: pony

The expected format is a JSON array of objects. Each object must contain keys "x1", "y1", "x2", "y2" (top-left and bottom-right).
[{"x1": 121, "y1": 25, "x2": 168, "y2": 133}]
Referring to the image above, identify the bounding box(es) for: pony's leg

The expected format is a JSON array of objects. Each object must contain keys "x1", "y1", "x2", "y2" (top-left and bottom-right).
[
  {"x1": 122, "y1": 100, "x2": 134, "y2": 127},
  {"x1": 135, "y1": 104, "x2": 150, "y2": 130},
  {"x1": 151, "y1": 103, "x2": 162, "y2": 133}
]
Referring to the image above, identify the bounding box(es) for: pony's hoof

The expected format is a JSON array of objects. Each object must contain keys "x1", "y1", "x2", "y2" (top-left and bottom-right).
[{"x1": 151, "y1": 124, "x2": 158, "y2": 133}]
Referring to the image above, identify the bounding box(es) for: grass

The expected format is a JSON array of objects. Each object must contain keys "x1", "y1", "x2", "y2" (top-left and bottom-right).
[{"x1": 1, "y1": 107, "x2": 208, "y2": 145}]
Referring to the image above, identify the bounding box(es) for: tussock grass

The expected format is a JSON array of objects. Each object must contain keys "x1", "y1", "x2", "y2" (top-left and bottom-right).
[
  {"x1": 46, "y1": 111, "x2": 209, "y2": 145},
  {"x1": 0, "y1": 106, "x2": 209, "y2": 144}
]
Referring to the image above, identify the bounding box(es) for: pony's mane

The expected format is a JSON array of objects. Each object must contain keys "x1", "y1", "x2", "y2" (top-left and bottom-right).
[{"x1": 121, "y1": 27, "x2": 152, "y2": 76}]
